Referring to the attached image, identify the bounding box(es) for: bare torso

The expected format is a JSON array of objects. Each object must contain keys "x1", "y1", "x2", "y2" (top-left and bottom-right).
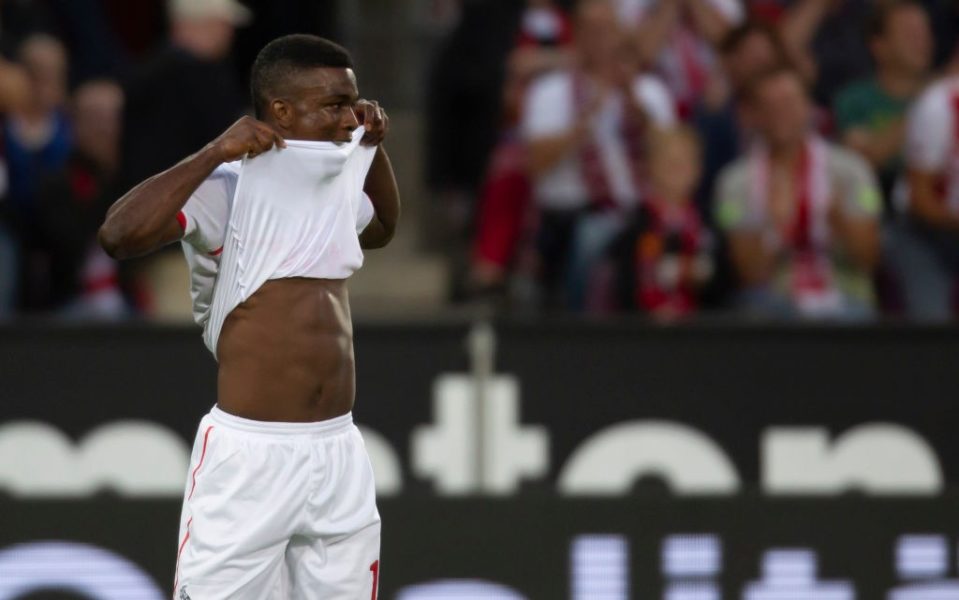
[{"x1": 216, "y1": 277, "x2": 355, "y2": 422}]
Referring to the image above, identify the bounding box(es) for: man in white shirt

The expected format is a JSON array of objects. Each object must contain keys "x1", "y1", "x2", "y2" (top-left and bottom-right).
[
  {"x1": 522, "y1": 0, "x2": 677, "y2": 309},
  {"x1": 888, "y1": 75, "x2": 959, "y2": 319},
  {"x1": 98, "y1": 34, "x2": 399, "y2": 599}
]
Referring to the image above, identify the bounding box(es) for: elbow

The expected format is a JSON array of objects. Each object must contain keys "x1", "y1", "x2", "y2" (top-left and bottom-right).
[
  {"x1": 98, "y1": 222, "x2": 138, "y2": 260},
  {"x1": 98, "y1": 224, "x2": 123, "y2": 259},
  {"x1": 365, "y1": 227, "x2": 396, "y2": 250},
  {"x1": 361, "y1": 215, "x2": 399, "y2": 250}
]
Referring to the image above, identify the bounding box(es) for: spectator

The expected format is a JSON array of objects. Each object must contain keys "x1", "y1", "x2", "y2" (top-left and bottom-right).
[
  {"x1": 118, "y1": 0, "x2": 250, "y2": 193},
  {"x1": 716, "y1": 66, "x2": 882, "y2": 320},
  {"x1": 425, "y1": 0, "x2": 525, "y2": 246},
  {"x1": 890, "y1": 69, "x2": 959, "y2": 319},
  {"x1": 506, "y1": 0, "x2": 575, "y2": 122},
  {"x1": 36, "y1": 80, "x2": 125, "y2": 317},
  {"x1": 522, "y1": 0, "x2": 677, "y2": 310},
  {"x1": 615, "y1": 126, "x2": 713, "y2": 317},
  {"x1": 779, "y1": 0, "x2": 875, "y2": 104},
  {"x1": 3, "y1": 33, "x2": 72, "y2": 310},
  {"x1": 834, "y1": 0, "x2": 933, "y2": 212},
  {"x1": 617, "y1": 0, "x2": 744, "y2": 117},
  {"x1": 3, "y1": 34, "x2": 72, "y2": 221},
  {"x1": 694, "y1": 21, "x2": 795, "y2": 218},
  {"x1": 0, "y1": 57, "x2": 29, "y2": 317},
  {"x1": 468, "y1": 0, "x2": 574, "y2": 300}
]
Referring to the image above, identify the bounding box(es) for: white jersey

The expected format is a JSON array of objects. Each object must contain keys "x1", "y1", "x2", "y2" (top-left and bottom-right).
[
  {"x1": 521, "y1": 71, "x2": 677, "y2": 210},
  {"x1": 179, "y1": 126, "x2": 376, "y2": 357},
  {"x1": 905, "y1": 76, "x2": 959, "y2": 213}
]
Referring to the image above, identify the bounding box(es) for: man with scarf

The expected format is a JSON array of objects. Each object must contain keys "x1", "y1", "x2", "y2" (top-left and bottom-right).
[
  {"x1": 715, "y1": 66, "x2": 881, "y2": 320},
  {"x1": 522, "y1": 0, "x2": 676, "y2": 311}
]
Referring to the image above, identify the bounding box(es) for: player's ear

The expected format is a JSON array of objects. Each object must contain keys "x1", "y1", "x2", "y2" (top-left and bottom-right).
[{"x1": 271, "y1": 99, "x2": 293, "y2": 128}]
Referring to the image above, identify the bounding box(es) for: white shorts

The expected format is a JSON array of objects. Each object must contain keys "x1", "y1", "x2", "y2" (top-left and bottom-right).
[{"x1": 173, "y1": 406, "x2": 381, "y2": 600}]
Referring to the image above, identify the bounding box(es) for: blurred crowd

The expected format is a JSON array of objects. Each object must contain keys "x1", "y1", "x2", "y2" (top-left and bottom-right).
[
  {"x1": 5, "y1": 0, "x2": 959, "y2": 323},
  {"x1": 435, "y1": 0, "x2": 959, "y2": 321},
  {"x1": 0, "y1": 0, "x2": 337, "y2": 320}
]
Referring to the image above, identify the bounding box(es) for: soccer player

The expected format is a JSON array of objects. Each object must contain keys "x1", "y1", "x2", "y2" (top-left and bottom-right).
[{"x1": 98, "y1": 35, "x2": 399, "y2": 599}]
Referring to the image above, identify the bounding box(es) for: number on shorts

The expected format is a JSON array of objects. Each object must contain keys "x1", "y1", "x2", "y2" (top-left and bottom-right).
[{"x1": 370, "y1": 560, "x2": 380, "y2": 600}]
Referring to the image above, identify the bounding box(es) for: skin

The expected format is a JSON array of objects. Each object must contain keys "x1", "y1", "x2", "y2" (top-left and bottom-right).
[
  {"x1": 99, "y1": 66, "x2": 400, "y2": 422},
  {"x1": 171, "y1": 18, "x2": 236, "y2": 62},
  {"x1": 729, "y1": 72, "x2": 879, "y2": 285},
  {"x1": 72, "y1": 80, "x2": 124, "y2": 172},
  {"x1": 634, "y1": 0, "x2": 734, "y2": 70},
  {"x1": 19, "y1": 34, "x2": 68, "y2": 117},
  {"x1": 649, "y1": 132, "x2": 701, "y2": 205}
]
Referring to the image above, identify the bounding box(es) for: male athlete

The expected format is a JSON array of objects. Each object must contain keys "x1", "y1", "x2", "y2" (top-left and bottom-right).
[{"x1": 98, "y1": 35, "x2": 398, "y2": 599}]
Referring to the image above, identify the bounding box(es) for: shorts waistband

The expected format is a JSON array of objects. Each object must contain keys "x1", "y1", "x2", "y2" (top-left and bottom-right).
[{"x1": 209, "y1": 405, "x2": 353, "y2": 437}]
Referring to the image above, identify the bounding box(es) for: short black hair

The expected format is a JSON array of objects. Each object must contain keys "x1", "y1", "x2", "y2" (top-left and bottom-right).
[{"x1": 250, "y1": 34, "x2": 354, "y2": 118}]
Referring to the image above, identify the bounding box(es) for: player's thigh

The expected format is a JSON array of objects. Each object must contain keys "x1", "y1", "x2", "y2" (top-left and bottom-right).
[
  {"x1": 287, "y1": 521, "x2": 382, "y2": 600},
  {"x1": 177, "y1": 429, "x2": 302, "y2": 599}
]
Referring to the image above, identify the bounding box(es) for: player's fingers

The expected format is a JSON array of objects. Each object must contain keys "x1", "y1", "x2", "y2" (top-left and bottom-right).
[
  {"x1": 254, "y1": 131, "x2": 273, "y2": 152},
  {"x1": 380, "y1": 109, "x2": 390, "y2": 136},
  {"x1": 259, "y1": 123, "x2": 286, "y2": 148},
  {"x1": 357, "y1": 100, "x2": 376, "y2": 131},
  {"x1": 246, "y1": 130, "x2": 273, "y2": 158}
]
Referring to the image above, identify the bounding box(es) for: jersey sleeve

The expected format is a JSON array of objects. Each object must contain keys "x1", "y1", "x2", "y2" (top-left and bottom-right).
[
  {"x1": 632, "y1": 75, "x2": 678, "y2": 127},
  {"x1": 834, "y1": 149, "x2": 882, "y2": 219},
  {"x1": 179, "y1": 163, "x2": 238, "y2": 254},
  {"x1": 905, "y1": 85, "x2": 953, "y2": 173},
  {"x1": 714, "y1": 161, "x2": 762, "y2": 232},
  {"x1": 521, "y1": 74, "x2": 575, "y2": 140}
]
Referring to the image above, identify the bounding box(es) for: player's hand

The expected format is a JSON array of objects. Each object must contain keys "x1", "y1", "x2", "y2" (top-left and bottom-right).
[
  {"x1": 211, "y1": 116, "x2": 286, "y2": 162},
  {"x1": 356, "y1": 99, "x2": 389, "y2": 146}
]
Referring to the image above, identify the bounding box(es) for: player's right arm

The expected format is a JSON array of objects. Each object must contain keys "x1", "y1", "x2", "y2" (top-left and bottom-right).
[{"x1": 98, "y1": 116, "x2": 285, "y2": 260}]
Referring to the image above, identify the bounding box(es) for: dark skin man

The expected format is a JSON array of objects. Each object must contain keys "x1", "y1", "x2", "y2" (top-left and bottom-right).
[{"x1": 98, "y1": 67, "x2": 400, "y2": 423}]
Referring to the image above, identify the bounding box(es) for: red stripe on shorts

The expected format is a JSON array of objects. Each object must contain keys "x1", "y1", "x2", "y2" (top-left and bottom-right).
[
  {"x1": 188, "y1": 426, "x2": 214, "y2": 501},
  {"x1": 172, "y1": 517, "x2": 193, "y2": 596}
]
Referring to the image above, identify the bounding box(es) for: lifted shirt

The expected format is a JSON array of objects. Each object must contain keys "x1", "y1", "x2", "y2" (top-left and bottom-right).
[{"x1": 178, "y1": 127, "x2": 376, "y2": 355}]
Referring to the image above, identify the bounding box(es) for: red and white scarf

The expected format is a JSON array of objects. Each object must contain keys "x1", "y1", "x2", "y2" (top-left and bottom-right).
[
  {"x1": 635, "y1": 198, "x2": 707, "y2": 314},
  {"x1": 748, "y1": 136, "x2": 843, "y2": 315},
  {"x1": 573, "y1": 73, "x2": 647, "y2": 211}
]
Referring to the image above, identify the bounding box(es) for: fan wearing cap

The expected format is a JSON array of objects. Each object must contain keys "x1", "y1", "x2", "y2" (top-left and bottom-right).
[{"x1": 118, "y1": 0, "x2": 251, "y2": 194}]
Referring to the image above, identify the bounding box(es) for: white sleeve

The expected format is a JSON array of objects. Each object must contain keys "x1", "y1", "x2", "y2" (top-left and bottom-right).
[
  {"x1": 906, "y1": 85, "x2": 953, "y2": 173},
  {"x1": 704, "y1": 0, "x2": 745, "y2": 23},
  {"x1": 356, "y1": 192, "x2": 375, "y2": 234},
  {"x1": 521, "y1": 74, "x2": 575, "y2": 140},
  {"x1": 179, "y1": 163, "x2": 237, "y2": 253},
  {"x1": 632, "y1": 75, "x2": 677, "y2": 127}
]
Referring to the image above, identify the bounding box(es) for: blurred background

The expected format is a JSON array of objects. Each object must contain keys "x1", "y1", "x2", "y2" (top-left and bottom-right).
[{"x1": 2, "y1": 0, "x2": 959, "y2": 598}]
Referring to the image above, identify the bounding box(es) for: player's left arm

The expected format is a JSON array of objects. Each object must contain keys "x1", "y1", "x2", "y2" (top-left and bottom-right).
[{"x1": 356, "y1": 100, "x2": 400, "y2": 249}]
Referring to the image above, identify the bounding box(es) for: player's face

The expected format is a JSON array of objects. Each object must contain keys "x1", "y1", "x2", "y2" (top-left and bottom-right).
[{"x1": 274, "y1": 67, "x2": 360, "y2": 142}]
